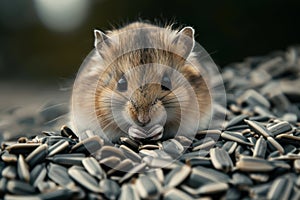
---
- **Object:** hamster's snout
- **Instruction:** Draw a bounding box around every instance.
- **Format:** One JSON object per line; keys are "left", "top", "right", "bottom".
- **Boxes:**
{"left": 137, "top": 113, "right": 151, "bottom": 127}
{"left": 126, "top": 84, "right": 167, "bottom": 141}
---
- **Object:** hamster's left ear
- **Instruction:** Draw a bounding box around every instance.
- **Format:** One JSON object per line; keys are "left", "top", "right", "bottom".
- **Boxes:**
{"left": 94, "top": 29, "right": 112, "bottom": 49}
{"left": 173, "top": 26, "right": 195, "bottom": 58}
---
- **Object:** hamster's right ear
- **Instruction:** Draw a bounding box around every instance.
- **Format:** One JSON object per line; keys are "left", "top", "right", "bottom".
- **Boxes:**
{"left": 94, "top": 29, "right": 113, "bottom": 50}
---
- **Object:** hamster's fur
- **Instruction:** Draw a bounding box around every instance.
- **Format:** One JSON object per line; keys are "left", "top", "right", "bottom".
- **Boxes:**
{"left": 71, "top": 22, "right": 212, "bottom": 143}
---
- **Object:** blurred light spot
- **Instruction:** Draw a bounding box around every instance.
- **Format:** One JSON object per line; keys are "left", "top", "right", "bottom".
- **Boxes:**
{"left": 34, "top": 0, "right": 90, "bottom": 32}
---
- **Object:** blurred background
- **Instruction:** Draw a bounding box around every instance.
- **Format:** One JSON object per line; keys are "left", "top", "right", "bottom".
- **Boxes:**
{"left": 1, "top": 0, "right": 300, "bottom": 82}
{"left": 0, "top": 0, "right": 300, "bottom": 139}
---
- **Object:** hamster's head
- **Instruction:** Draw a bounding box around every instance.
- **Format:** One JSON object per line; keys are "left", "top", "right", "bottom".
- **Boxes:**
{"left": 93, "top": 23, "right": 211, "bottom": 143}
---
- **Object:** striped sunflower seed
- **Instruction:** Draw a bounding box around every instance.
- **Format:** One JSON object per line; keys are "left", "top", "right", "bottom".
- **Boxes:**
{"left": 267, "top": 121, "right": 293, "bottom": 136}
{"left": 164, "top": 165, "right": 191, "bottom": 188}
{"left": 47, "top": 163, "right": 74, "bottom": 188}
{"left": 163, "top": 188, "right": 194, "bottom": 200}
{"left": 210, "top": 148, "right": 233, "bottom": 172}
{"left": 135, "top": 175, "right": 161, "bottom": 199}
{"left": 162, "top": 139, "right": 185, "bottom": 158}
{"left": 48, "top": 140, "right": 69, "bottom": 157}
{"left": 68, "top": 166, "right": 101, "bottom": 193}
{"left": 267, "top": 176, "right": 293, "bottom": 200}
{"left": 196, "top": 182, "right": 229, "bottom": 195}
{"left": 6, "top": 180, "right": 36, "bottom": 195}
{"left": 236, "top": 156, "right": 275, "bottom": 172}
{"left": 119, "top": 144, "right": 141, "bottom": 163}
{"left": 17, "top": 154, "right": 30, "bottom": 182}
{"left": 119, "top": 184, "right": 139, "bottom": 200}
{"left": 99, "top": 179, "right": 120, "bottom": 200}
{"left": 70, "top": 136, "right": 103, "bottom": 155}
{"left": 25, "top": 144, "right": 48, "bottom": 167}
{"left": 244, "top": 120, "right": 273, "bottom": 138}
{"left": 119, "top": 162, "right": 146, "bottom": 184}
{"left": 82, "top": 157, "right": 106, "bottom": 180}
{"left": 253, "top": 136, "right": 267, "bottom": 158}
{"left": 221, "top": 131, "right": 253, "bottom": 146}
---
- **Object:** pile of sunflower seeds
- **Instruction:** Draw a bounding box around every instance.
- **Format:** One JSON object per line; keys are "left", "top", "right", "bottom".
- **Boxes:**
{"left": 0, "top": 46, "right": 300, "bottom": 199}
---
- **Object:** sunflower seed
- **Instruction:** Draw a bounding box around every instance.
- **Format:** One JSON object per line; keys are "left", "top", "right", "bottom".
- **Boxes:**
{"left": 139, "top": 144, "right": 160, "bottom": 151}
{"left": 196, "top": 130, "right": 221, "bottom": 140}
{"left": 192, "top": 137, "right": 216, "bottom": 151}
{"left": 267, "top": 176, "right": 293, "bottom": 200}
{"left": 82, "top": 157, "right": 106, "bottom": 180}
{"left": 119, "top": 144, "right": 141, "bottom": 163}
{"left": 60, "top": 125, "right": 77, "bottom": 139}
{"left": 48, "top": 153, "right": 85, "bottom": 166}
{"left": 6, "top": 143, "right": 40, "bottom": 155}
{"left": 119, "top": 162, "right": 146, "bottom": 184}
{"left": 17, "top": 154, "right": 30, "bottom": 182}
{"left": 1, "top": 151, "right": 17, "bottom": 163}
{"left": 25, "top": 144, "right": 48, "bottom": 167}
{"left": 99, "top": 179, "right": 120, "bottom": 200}
{"left": 120, "top": 137, "right": 140, "bottom": 152}
{"left": 231, "top": 172, "right": 253, "bottom": 187}
{"left": 164, "top": 165, "right": 191, "bottom": 188}
{"left": 162, "top": 139, "right": 185, "bottom": 158}
{"left": 185, "top": 157, "right": 212, "bottom": 167}
{"left": 225, "top": 114, "right": 248, "bottom": 129}
{"left": 38, "top": 188, "right": 74, "bottom": 200}
{"left": 275, "top": 134, "right": 300, "bottom": 146}
{"left": 142, "top": 156, "right": 180, "bottom": 169}
{"left": 249, "top": 182, "right": 271, "bottom": 199}
{"left": 68, "top": 166, "right": 101, "bottom": 193}
{"left": 186, "top": 166, "right": 230, "bottom": 188}
{"left": 284, "top": 144, "right": 297, "bottom": 154}
{"left": 294, "top": 159, "right": 300, "bottom": 173}
{"left": 37, "top": 181, "right": 56, "bottom": 193}
{"left": 135, "top": 175, "right": 161, "bottom": 199}
{"left": 2, "top": 165, "right": 17, "bottom": 179}
{"left": 197, "top": 182, "right": 229, "bottom": 195}
{"left": 163, "top": 188, "right": 194, "bottom": 200}
{"left": 224, "top": 188, "right": 242, "bottom": 200}
{"left": 119, "top": 184, "right": 139, "bottom": 200}
{"left": 253, "top": 136, "right": 267, "bottom": 158}
{"left": 267, "top": 136, "right": 285, "bottom": 154}
{"left": 4, "top": 194, "right": 40, "bottom": 200}
{"left": 174, "top": 136, "right": 193, "bottom": 148}
{"left": 146, "top": 168, "right": 164, "bottom": 183}
{"left": 210, "top": 148, "right": 233, "bottom": 172}
{"left": 221, "top": 141, "right": 238, "bottom": 155}
{"left": 107, "top": 159, "right": 134, "bottom": 176}
{"left": 244, "top": 120, "right": 273, "bottom": 138}
{"left": 47, "top": 163, "right": 75, "bottom": 188}
{"left": 70, "top": 136, "right": 103, "bottom": 155}
{"left": 0, "top": 178, "right": 8, "bottom": 194}
{"left": 48, "top": 140, "right": 69, "bottom": 157}
{"left": 250, "top": 173, "right": 269, "bottom": 182}
{"left": 98, "top": 146, "right": 126, "bottom": 160}
{"left": 221, "top": 131, "right": 253, "bottom": 146}
{"left": 99, "top": 156, "right": 121, "bottom": 171}
{"left": 6, "top": 180, "right": 36, "bottom": 195}
{"left": 30, "top": 163, "right": 45, "bottom": 185}
{"left": 236, "top": 156, "right": 275, "bottom": 172}
{"left": 267, "top": 121, "right": 293, "bottom": 136}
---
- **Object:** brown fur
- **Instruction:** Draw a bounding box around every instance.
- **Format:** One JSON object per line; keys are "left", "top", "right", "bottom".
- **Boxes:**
{"left": 72, "top": 22, "right": 212, "bottom": 142}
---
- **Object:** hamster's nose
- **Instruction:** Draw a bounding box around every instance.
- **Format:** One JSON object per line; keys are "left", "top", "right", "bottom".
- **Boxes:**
{"left": 137, "top": 115, "right": 151, "bottom": 127}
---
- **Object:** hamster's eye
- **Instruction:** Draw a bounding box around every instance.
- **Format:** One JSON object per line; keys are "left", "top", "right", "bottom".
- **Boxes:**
{"left": 161, "top": 74, "right": 172, "bottom": 91}
{"left": 117, "top": 76, "right": 127, "bottom": 92}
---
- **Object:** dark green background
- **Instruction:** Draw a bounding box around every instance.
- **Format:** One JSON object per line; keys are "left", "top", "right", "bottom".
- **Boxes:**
{"left": 0, "top": 0, "right": 299, "bottom": 81}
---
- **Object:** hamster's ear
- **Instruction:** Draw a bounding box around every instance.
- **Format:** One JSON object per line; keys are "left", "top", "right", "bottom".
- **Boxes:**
{"left": 94, "top": 29, "right": 112, "bottom": 49}
{"left": 173, "top": 26, "right": 195, "bottom": 58}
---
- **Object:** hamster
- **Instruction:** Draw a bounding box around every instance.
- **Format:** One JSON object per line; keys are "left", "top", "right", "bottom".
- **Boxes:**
{"left": 70, "top": 22, "right": 213, "bottom": 143}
